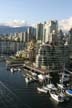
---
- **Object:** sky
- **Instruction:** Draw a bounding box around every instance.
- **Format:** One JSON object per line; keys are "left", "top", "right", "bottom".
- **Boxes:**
{"left": 0, "top": 0, "right": 72, "bottom": 30}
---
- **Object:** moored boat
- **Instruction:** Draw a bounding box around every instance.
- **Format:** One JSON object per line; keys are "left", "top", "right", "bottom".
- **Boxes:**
{"left": 49, "top": 90, "right": 64, "bottom": 103}
{"left": 47, "top": 83, "right": 57, "bottom": 90}
{"left": 49, "top": 89, "right": 69, "bottom": 103}
{"left": 10, "top": 68, "right": 14, "bottom": 73}
{"left": 25, "top": 77, "right": 33, "bottom": 84}
{"left": 65, "top": 89, "right": 72, "bottom": 96}
{"left": 37, "top": 87, "right": 48, "bottom": 93}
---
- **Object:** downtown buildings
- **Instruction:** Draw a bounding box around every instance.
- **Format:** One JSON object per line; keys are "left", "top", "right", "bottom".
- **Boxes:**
{"left": 36, "top": 20, "right": 58, "bottom": 43}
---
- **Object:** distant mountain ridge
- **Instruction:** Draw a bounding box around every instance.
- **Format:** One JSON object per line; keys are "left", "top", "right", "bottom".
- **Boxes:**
{"left": 0, "top": 25, "right": 30, "bottom": 34}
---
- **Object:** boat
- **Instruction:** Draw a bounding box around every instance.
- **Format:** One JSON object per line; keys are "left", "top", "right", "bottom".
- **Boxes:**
{"left": 42, "top": 86, "right": 50, "bottom": 91}
{"left": 10, "top": 67, "right": 20, "bottom": 73}
{"left": 49, "top": 89, "right": 69, "bottom": 103}
{"left": 46, "top": 83, "right": 57, "bottom": 90}
{"left": 65, "top": 89, "right": 72, "bottom": 96}
{"left": 49, "top": 89, "right": 65, "bottom": 103}
{"left": 37, "top": 87, "right": 48, "bottom": 93}
{"left": 17, "top": 68, "right": 21, "bottom": 72}
{"left": 38, "top": 74, "right": 45, "bottom": 82}
{"left": 25, "top": 77, "right": 29, "bottom": 83}
{"left": 10, "top": 68, "right": 14, "bottom": 73}
{"left": 57, "top": 83, "right": 66, "bottom": 90}
{"left": 25, "top": 77, "right": 33, "bottom": 84}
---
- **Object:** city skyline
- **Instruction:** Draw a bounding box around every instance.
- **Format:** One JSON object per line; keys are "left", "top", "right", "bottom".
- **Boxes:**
{"left": 0, "top": 0, "right": 72, "bottom": 31}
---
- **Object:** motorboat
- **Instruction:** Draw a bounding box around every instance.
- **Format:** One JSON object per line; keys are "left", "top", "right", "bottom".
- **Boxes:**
{"left": 25, "top": 77, "right": 33, "bottom": 84}
{"left": 17, "top": 68, "right": 21, "bottom": 72}
{"left": 10, "top": 68, "right": 14, "bottom": 73}
{"left": 49, "top": 90, "right": 64, "bottom": 103}
{"left": 46, "top": 83, "right": 57, "bottom": 91}
{"left": 25, "top": 77, "right": 29, "bottom": 83}
{"left": 10, "top": 67, "right": 20, "bottom": 73}
{"left": 42, "top": 86, "right": 50, "bottom": 91}
{"left": 57, "top": 83, "right": 66, "bottom": 89}
{"left": 49, "top": 89, "right": 69, "bottom": 103}
{"left": 37, "top": 87, "right": 48, "bottom": 93}
{"left": 38, "top": 74, "right": 45, "bottom": 82}
{"left": 65, "top": 89, "right": 72, "bottom": 96}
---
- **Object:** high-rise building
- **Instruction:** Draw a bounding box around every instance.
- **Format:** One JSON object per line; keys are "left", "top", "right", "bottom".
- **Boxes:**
{"left": 43, "top": 20, "right": 58, "bottom": 43}
{"left": 27, "top": 27, "right": 36, "bottom": 42}
{"left": 23, "top": 31, "right": 27, "bottom": 42}
{"left": 36, "top": 23, "right": 43, "bottom": 41}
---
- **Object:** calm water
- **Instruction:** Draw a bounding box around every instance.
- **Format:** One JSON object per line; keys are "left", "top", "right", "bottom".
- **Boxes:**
{"left": 0, "top": 61, "right": 72, "bottom": 108}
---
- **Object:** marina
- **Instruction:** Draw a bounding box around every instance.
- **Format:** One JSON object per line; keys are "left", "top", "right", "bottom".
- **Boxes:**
{"left": 0, "top": 60, "right": 72, "bottom": 108}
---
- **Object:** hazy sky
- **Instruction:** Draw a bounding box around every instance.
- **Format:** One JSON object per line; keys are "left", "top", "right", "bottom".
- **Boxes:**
{"left": 0, "top": 0, "right": 72, "bottom": 23}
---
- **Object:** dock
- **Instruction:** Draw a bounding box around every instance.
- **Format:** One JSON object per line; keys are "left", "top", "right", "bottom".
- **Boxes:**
{"left": 6, "top": 61, "right": 62, "bottom": 75}
{"left": 23, "top": 64, "right": 48, "bottom": 75}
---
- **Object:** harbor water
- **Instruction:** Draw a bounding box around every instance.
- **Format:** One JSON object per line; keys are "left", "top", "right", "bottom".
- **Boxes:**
{"left": 0, "top": 61, "right": 72, "bottom": 108}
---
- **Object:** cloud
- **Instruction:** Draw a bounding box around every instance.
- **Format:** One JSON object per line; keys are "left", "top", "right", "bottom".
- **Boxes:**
{"left": 0, "top": 20, "right": 30, "bottom": 27}
{"left": 0, "top": 17, "right": 72, "bottom": 31}
{"left": 59, "top": 17, "right": 72, "bottom": 31}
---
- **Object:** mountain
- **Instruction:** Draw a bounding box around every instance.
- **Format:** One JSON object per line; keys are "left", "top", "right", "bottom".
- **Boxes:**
{"left": 0, "top": 25, "right": 30, "bottom": 34}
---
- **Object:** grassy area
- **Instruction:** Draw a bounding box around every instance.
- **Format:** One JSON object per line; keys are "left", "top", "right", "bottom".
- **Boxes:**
{"left": 8, "top": 56, "right": 26, "bottom": 64}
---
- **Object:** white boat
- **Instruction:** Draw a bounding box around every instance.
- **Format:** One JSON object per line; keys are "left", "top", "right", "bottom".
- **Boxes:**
{"left": 25, "top": 77, "right": 29, "bottom": 83}
{"left": 49, "top": 90, "right": 65, "bottom": 103}
{"left": 51, "top": 93, "right": 63, "bottom": 103}
{"left": 38, "top": 74, "right": 45, "bottom": 82}
{"left": 10, "top": 67, "right": 20, "bottom": 73}
{"left": 57, "top": 83, "right": 65, "bottom": 89}
{"left": 42, "top": 86, "right": 50, "bottom": 91}
{"left": 37, "top": 87, "right": 48, "bottom": 93}
{"left": 31, "top": 72, "right": 37, "bottom": 76}
{"left": 10, "top": 68, "right": 14, "bottom": 73}
{"left": 46, "top": 83, "right": 57, "bottom": 90}
{"left": 17, "top": 68, "right": 21, "bottom": 72}
{"left": 25, "top": 77, "right": 33, "bottom": 84}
